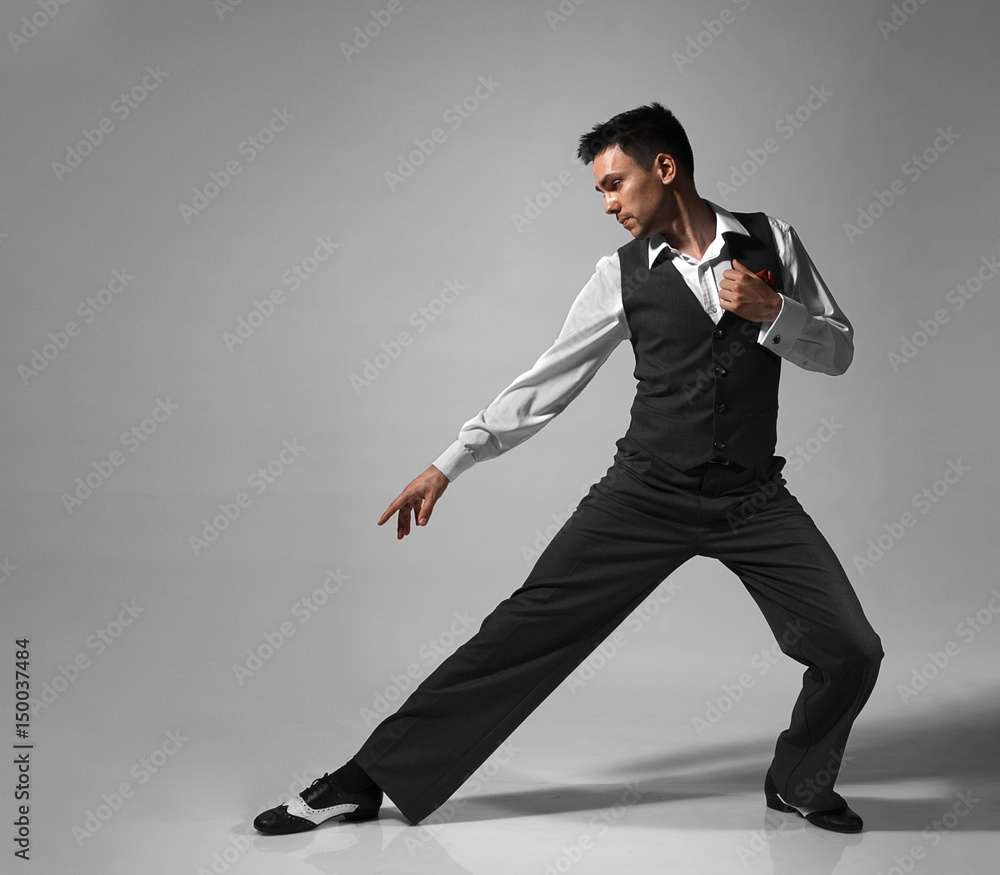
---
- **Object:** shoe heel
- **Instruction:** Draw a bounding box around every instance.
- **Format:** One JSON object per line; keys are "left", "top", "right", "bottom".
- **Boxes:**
{"left": 343, "top": 790, "right": 382, "bottom": 822}
{"left": 765, "top": 796, "right": 798, "bottom": 814}
{"left": 763, "top": 773, "right": 798, "bottom": 814}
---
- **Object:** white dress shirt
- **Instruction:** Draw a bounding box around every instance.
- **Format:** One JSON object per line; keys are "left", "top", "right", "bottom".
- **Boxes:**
{"left": 432, "top": 201, "right": 853, "bottom": 483}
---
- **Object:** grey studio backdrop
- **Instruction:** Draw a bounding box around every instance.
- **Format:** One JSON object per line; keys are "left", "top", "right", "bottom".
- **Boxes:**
{"left": 2, "top": 0, "right": 999, "bottom": 870}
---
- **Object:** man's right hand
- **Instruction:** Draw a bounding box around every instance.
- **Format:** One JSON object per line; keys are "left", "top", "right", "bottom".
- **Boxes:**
{"left": 377, "top": 464, "right": 450, "bottom": 540}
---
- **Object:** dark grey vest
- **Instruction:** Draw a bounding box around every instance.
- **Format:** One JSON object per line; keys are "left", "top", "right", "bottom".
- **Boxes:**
{"left": 616, "top": 211, "right": 782, "bottom": 471}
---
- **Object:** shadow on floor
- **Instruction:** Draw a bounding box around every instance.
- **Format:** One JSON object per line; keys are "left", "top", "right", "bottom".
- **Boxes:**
{"left": 446, "top": 693, "right": 1000, "bottom": 830}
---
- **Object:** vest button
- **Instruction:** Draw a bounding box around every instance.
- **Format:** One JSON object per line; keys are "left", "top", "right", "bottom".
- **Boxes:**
{"left": 714, "top": 365, "right": 728, "bottom": 377}
{"left": 713, "top": 328, "right": 726, "bottom": 340}
{"left": 714, "top": 440, "right": 727, "bottom": 451}
{"left": 715, "top": 403, "right": 728, "bottom": 414}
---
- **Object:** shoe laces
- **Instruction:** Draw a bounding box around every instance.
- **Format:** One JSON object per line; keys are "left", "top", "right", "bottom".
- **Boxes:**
{"left": 301, "top": 773, "right": 337, "bottom": 806}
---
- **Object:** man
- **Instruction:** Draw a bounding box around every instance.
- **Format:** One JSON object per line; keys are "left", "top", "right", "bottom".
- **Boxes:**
{"left": 254, "top": 103, "right": 883, "bottom": 836}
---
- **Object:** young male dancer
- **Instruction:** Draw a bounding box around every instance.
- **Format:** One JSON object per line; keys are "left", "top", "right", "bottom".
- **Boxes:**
{"left": 254, "top": 102, "right": 882, "bottom": 836}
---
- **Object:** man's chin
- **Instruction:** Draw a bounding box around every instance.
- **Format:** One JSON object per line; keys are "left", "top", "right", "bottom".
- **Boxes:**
{"left": 618, "top": 218, "right": 652, "bottom": 239}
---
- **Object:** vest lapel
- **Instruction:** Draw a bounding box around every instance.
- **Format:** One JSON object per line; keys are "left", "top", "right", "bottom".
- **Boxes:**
{"left": 649, "top": 245, "right": 718, "bottom": 326}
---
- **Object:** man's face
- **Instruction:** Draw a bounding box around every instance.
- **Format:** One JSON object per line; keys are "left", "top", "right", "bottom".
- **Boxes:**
{"left": 592, "top": 145, "right": 673, "bottom": 239}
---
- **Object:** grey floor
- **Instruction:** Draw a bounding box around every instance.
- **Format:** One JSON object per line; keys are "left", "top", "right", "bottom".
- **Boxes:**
{"left": 30, "top": 670, "right": 1000, "bottom": 873}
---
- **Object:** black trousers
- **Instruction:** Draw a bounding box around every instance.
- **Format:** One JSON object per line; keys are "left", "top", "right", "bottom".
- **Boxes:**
{"left": 355, "top": 449, "right": 884, "bottom": 824}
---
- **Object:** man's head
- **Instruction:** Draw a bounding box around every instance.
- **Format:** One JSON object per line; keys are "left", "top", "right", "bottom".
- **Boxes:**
{"left": 577, "top": 102, "right": 695, "bottom": 181}
{"left": 578, "top": 103, "right": 698, "bottom": 239}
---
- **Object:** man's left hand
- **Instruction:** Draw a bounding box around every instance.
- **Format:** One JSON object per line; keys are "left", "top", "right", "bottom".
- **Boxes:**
{"left": 719, "top": 259, "right": 782, "bottom": 323}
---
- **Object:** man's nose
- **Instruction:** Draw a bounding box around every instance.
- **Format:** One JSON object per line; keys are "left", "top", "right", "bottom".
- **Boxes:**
{"left": 604, "top": 195, "right": 619, "bottom": 215}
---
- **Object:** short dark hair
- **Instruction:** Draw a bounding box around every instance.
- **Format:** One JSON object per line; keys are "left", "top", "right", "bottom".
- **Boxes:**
{"left": 577, "top": 102, "right": 695, "bottom": 182}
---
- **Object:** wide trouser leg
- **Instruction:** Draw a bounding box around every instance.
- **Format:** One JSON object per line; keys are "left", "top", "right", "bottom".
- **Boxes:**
{"left": 355, "top": 470, "right": 698, "bottom": 824}
{"left": 701, "top": 476, "right": 884, "bottom": 811}
{"left": 355, "top": 457, "right": 883, "bottom": 822}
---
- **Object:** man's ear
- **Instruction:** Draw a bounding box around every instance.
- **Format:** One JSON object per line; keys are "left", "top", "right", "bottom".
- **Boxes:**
{"left": 654, "top": 152, "right": 677, "bottom": 185}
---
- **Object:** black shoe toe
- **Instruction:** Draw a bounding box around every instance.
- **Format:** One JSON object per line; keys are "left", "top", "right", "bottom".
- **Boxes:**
{"left": 253, "top": 804, "right": 318, "bottom": 835}
{"left": 805, "top": 806, "right": 864, "bottom": 834}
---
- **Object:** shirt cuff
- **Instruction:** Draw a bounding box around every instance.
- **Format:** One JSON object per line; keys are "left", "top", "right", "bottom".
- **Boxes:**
{"left": 431, "top": 441, "right": 477, "bottom": 483}
{"left": 758, "top": 293, "right": 809, "bottom": 355}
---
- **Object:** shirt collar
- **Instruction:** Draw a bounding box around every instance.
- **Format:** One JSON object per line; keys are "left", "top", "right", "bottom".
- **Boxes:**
{"left": 646, "top": 200, "right": 750, "bottom": 268}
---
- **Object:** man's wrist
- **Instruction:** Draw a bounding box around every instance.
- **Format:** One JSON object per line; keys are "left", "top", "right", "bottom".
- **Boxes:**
{"left": 431, "top": 442, "right": 475, "bottom": 483}
{"left": 766, "top": 292, "right": 783, "bottom": 323}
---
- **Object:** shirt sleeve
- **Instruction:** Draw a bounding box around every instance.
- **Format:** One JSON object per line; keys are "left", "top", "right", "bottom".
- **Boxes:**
{"left": 432, "top": 254, "right": 628, "bottom": 482}
{"left": 757, "top": 218, "right": 854, "bottom": 375}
